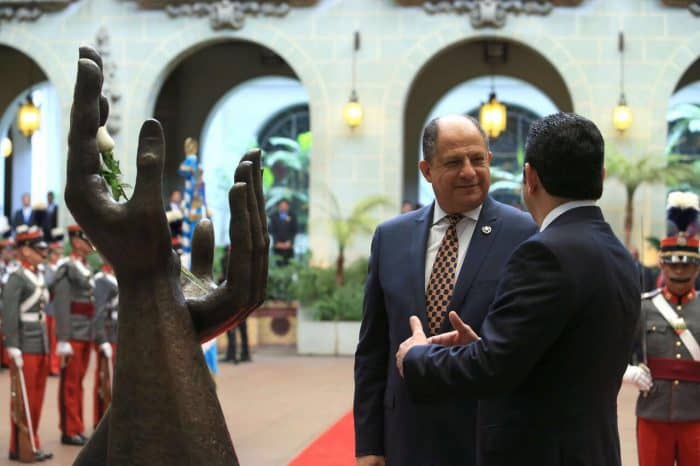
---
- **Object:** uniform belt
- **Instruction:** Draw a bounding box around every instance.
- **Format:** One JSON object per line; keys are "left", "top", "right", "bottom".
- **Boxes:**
{"left": 648, "top": 357, "right": 700, "bottom": 383}
{"left": 71, "top": 302, "right": 95, "bottom": 318}
{"left": 20, "top": 311, "right": 45, "bottom": 323}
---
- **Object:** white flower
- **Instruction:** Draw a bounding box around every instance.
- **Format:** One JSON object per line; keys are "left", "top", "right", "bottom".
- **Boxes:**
{"left": 97, "top": 126, "right": 115, "bottom": 153}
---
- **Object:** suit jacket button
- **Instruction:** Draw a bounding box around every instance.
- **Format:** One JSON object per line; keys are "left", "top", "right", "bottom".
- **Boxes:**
{"left": 674, "top": 380, "right": 680, "bottom": 385}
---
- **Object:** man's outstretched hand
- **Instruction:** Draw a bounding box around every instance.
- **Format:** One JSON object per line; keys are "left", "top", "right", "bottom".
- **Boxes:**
{"left": 396, "top": 316, "right": 427, "bottom": 378}
{"left": 427, "top": 311, "right": 481, "bottom": 346}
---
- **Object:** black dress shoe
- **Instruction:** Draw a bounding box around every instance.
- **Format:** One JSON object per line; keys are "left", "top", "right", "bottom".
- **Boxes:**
{"left": 61, "top": 434, "right": 87, "bottom": 446}
{"left": 8, "top": 450, "right": 53, "bottom": 461}
{"left": 240, "top": 354, "right": 252, "bottom": 363}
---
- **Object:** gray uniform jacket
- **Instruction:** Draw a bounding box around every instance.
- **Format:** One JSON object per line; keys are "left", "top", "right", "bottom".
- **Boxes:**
{"left": 93, "top": 270, "right": 118, "bottom": 345}
{"left": 636, "top": 289, "right": 700, "bottom": 421}
{"left": 53, "top": 257, "right": 95, "bottom": 342}
{"left": 1, "top": 266, "right": 50, "bottom": 354}
{"left": 43, "top": 259, "right": 66, "bottom": 316}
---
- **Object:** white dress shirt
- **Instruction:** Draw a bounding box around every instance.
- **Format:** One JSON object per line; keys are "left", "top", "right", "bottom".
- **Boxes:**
{"left": 539, "top": 200, "right": 597, "bottom": 232}
{"left": 424, "top": 202, "right": 482, "bottom": 291}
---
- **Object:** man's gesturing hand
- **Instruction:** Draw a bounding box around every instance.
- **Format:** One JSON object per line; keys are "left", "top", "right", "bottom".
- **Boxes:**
{"left": 427, "top": 311, "right": 481, "bottom": 346}
{"left": 356, "top": 455, "right": 386, "bottom": 466}
{"left": 396, "top": 316, "right": 428, "bottom": 378}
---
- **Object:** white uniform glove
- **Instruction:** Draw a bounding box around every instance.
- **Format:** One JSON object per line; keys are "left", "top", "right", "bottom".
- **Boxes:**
{"left": 57, "top": 341, "right": 74, "bottom": 357}
{"left": 6, "top": 347, "right": 22, "bottom": 368}
{"left": 623, "top": 364, "right": 653, "bottom": 391}
{"left": 99, "top": 342, "right": 113, "bottom": 359}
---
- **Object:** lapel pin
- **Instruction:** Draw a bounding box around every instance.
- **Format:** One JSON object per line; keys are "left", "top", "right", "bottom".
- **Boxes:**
{"left": 481, "top": 225, "right": 492, "bottom": 235}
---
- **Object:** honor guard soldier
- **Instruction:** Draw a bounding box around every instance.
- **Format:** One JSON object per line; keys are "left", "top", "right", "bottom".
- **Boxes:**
{"left": 92, "top": 259, "right": 117, "bottom": 427}
{"left": 1, "top": 226, "right": 53, "bottom": 461}
{"left": 623, "top": 191, "right": 700, "bottom": 466}
{"left": 53, "top": 224, "right": 94, "bottom": 446}
{"left": 43, "top": 228, "right": 66, "bottom": 376}
{"left": 1, "top": 236, "right": 17, "bottom": 369}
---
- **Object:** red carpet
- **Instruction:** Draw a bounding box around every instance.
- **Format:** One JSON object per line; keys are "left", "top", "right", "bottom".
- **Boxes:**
{"left": 288, "top": 410, "right": 355, "bottom": 466}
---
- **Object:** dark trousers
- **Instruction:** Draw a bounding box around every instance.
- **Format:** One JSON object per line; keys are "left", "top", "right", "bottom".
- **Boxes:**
{"left": 273, "top": 248, "right": 293, "bottom": 266}
{"left": 225, "top": 321, "right": 250, "bottom": 361}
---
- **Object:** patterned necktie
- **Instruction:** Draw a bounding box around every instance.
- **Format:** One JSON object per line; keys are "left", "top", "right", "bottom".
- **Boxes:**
{"left": 426, "top": 214, "right": 463, "bottom": 336}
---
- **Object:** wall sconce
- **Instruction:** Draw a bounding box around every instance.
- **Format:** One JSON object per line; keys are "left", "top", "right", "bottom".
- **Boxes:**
{"left": 17, "top": 93, "right": 40, "bottom": 138}
{"left": 1, "top": 129, "right": 12, "bottom": 158}
{"left": 479, "top": 79, "right": 507, "bottom": 138}
{"left": 343, "top": 31, "right": 363, "bottom": 129}
{"left": 613, "top": 31, "right": 632, "bottom": 132}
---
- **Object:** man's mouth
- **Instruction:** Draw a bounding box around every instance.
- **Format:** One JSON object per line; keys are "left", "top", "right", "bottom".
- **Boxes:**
{"left": 669, "top": 277, "right": 692, "bottom": 283}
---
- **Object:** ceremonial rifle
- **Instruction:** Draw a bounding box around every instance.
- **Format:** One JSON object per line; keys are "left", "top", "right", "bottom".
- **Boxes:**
{"left": 9, "top": 360, "right": 37, "bottom": 461}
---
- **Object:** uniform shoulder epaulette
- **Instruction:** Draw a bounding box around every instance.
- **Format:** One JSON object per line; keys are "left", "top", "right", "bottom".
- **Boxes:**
{"left": 641, "top": 289, "right": 661, "bottom": 300}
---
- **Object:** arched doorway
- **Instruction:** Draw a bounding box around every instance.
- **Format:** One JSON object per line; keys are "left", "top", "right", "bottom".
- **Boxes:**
{"left": 152, "top": 40, "right": 310, "bottom": 247}
{"left": 0, "top": 45, "right": 60, "bottom": 229}
{"left": 667, "top": 56, "right": 700, "bottom": 160}
{"left": 404, "top": 38, "right": 573, "bottom": 205}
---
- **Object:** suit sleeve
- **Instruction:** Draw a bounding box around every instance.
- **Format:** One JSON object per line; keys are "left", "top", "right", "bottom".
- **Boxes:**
{"left": 53, "top": 265, "right": 72, "bottom": 342}
{"left": 404, "top": 240, "right": 572, "bottom": 400}
{"left": 93, "top": 277, "right": 108, "bottom": 345}
{"left": 353, "top": 228, "right": 388, "bottom": 457}
{"left": 1, "top": 273, "right": 23, "bottom": 348}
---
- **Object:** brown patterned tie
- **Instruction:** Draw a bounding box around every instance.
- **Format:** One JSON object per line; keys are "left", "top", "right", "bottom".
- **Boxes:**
{"left": 426, "top": 214, "right": 463, "bottom": 336}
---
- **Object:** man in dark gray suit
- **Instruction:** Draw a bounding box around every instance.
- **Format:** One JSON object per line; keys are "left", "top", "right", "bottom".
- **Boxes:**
{"left": 397, "top": 113, "right": 641, "bottom": 466}
{"left": 354, "top": 115, "right": 536, "bottom": 466}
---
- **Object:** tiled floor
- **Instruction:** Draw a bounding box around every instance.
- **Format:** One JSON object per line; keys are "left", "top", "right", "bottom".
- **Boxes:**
{"left": 0, "top": 348, "right": 640, "bottom": 465}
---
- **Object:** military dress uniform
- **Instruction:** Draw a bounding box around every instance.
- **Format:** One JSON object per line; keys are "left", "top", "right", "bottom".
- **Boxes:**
{"left": 631, "top": 191, "right": 700, "bottom": 466}
{"left": 0, "top": 244, "right": 19, "bottom": 369}
{"left": 92, "top": 264, "right": 117, "bottom": 426}
{"left": 53, "top": 244, "right": 95, "bottom": 443}
{"left": 636, "top": 288, "right": 700, "bottom": 465}
{"left": 1, "top": 229, "right": 52, "bottom": 461}
{"left": 43, "top": 228, "right": 67, "bottom": 377}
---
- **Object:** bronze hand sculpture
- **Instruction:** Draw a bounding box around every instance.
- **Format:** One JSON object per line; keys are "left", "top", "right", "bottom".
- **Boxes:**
{"left": 68, "top": 47, "right": 268, "bottom": 466}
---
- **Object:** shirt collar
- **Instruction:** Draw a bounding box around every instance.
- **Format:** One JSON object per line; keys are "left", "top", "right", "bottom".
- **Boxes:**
{"left": 540, "top": 200, "right": 597, "bottom": 232}
{"left": 432, "top": 201, "right": 482, "bottom": 226}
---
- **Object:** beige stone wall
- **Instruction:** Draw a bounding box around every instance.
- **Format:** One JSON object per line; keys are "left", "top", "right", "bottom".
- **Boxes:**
{"left": 0, "top": 0, "right": 698, "bottom": 262}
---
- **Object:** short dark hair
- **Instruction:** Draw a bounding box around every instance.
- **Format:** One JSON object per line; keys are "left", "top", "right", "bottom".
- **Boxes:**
{"left": 421, "top": 115, "right": 489, "bottom": 163}
{"left": 524, "top": 112, "right": 604, "bottom": 200}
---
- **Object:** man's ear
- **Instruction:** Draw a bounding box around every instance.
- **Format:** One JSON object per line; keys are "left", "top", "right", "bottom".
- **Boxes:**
{"left": 419, "top": 160, "right": 432, "bottom": 183}
{"left": 523, "top": 163, "right": 538, "bottom": 195}
{"left": 487, "top": 151, "right": 493, "bottom": 164}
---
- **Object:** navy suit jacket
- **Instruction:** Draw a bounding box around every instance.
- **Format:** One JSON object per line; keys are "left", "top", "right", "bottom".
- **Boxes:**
{"left": 404, "top": 206, "right": 641, "bottom": 466}
{"left": 354, "top": 196, "right": 536, "bottom": 466}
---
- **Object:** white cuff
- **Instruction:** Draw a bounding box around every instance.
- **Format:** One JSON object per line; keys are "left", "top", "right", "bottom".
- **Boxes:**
{"left": 57, "top": 341, "right": 73, "bottom": 356}
{"left": 7, "top": 347, "right": 22, "bottom": 367}
{"left": 99, "top": 342, "right": 113, "bottom": 359}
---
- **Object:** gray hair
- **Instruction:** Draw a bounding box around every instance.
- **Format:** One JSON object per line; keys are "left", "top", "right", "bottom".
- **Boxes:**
{"left": 421, "top": 115, "right": 490, "bottom": 163}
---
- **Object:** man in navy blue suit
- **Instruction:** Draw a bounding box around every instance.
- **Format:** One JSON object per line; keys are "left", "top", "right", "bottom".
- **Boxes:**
{"left": 397, "top": 113, "right": 641, "bottom": 466}
{"left": 354, "top": 115, "right": 537, "bottom": 466}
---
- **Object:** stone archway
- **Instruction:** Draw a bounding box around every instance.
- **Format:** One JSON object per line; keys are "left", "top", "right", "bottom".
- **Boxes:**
{"left": 401, "top": 37, "right": 574, "bottom": 202}
{"left": 150, "top": 39, "right": 305, "bottom": 195}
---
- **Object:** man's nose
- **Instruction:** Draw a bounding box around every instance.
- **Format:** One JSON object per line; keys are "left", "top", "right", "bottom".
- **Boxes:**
{"left": 459, "top": 160, "right": 477, "bottom": 178}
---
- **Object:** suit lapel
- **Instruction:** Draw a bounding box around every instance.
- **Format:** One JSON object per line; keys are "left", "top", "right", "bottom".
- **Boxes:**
{"left": 441, "top": 196, "right": 502, "bottom": 332}
{"left": 410, "top": 203, "right": 434, "bottom": 325}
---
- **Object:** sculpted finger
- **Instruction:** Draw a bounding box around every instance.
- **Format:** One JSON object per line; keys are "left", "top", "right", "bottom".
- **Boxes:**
{"left": 99, "top": 95, "right": 110, "bottom": 127}
{"left": 68, "top": 57, "right": 103, "bottom": 179}
{"left": 226, "top": 183, "right": 252, "bottom": 306}
{"left": 130, "top": 119, "right": 165, "bottom": 210}
{"left": 79, "top": 46, "right": 103, "bottom": 70}
{"left": 241, "top": 149, "right": 269, "bottom": 304}
{"left": 190, "top": 219, "right": 214, "bottom": 280}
